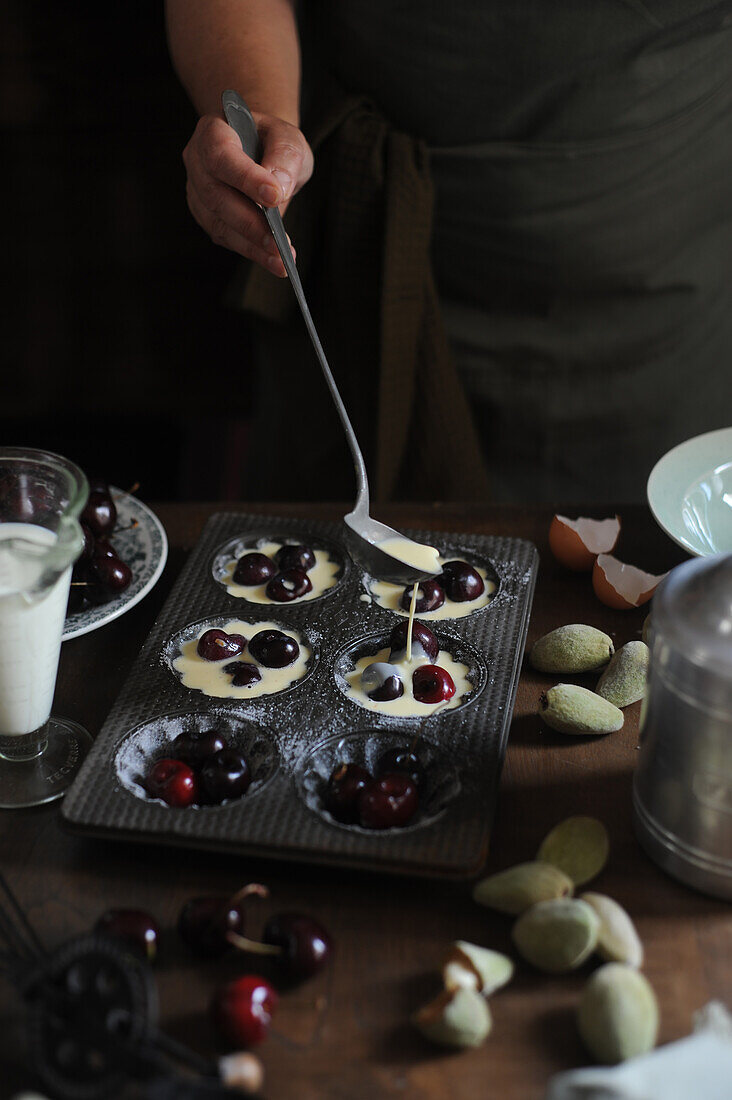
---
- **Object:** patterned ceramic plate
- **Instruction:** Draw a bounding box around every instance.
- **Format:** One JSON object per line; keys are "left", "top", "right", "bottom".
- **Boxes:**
{"left": 63, "top": 489, "right": 168, "bottom": 641}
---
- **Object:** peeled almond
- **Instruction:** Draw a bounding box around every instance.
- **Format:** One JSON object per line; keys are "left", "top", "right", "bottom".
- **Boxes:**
{"left": 592, "top": 554, "right": 665, "bottom": 611}
{"left": 549, "top": 515, "right": 621, "bottom": 571}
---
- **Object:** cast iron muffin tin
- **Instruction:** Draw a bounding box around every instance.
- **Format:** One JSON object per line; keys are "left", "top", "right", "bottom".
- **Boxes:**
{"left": 62, "top": 512, "right": 538, "bottom": 878}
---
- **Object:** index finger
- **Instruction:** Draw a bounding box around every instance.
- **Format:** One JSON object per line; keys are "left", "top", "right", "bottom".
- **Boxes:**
{"left": 200, "top": 117, "right": 282, "bottom": 207}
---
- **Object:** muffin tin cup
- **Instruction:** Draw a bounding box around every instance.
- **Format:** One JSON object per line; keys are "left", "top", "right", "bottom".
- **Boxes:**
{"left": 211, "top": 529, "right": 348, "bottom": 606}
{"left": 295, "top": 728, "right": 461, "bottom": 835}
{"left": 62, "top": 512, "right": 538, "bottom": 878}
{"left": 115, "top": 710, "right": 278, "bottom": 808}
{"left": 363, "top": 543, "right": 501, "bottom": 622}
{"left": 162, "top": 613, "right": 319, "bottom": 703}
{"left": 332, "top": 629, "right": 488, "bottom": 720}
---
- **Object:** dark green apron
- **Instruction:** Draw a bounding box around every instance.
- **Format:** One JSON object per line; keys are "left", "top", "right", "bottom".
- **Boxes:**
{"left": 301, "top": 1, "right": 732, "bottom": 502}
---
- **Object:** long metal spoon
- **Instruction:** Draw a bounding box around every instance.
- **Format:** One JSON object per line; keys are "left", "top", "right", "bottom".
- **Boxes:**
{"left": 222, "top": 90, "right": 441, "bottom": 585}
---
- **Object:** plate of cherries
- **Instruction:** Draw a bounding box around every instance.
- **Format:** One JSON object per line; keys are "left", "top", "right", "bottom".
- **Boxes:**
{"left": 64, "top": 480, "right": 168, "bottom": 640}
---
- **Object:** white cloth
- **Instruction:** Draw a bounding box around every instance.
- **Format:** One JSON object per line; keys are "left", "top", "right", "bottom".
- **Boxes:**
{"left": 545, "top": 1002, "right": 732, "bottom": 1100}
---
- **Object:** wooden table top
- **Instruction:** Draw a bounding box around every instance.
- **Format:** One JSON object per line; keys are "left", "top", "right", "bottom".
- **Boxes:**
{"left": 1, "top": 502, "right": 730, "bottom": 1099}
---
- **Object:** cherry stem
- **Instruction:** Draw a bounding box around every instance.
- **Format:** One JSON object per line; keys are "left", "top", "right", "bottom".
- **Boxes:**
{"left": 228, "top": 882, "right": 269, "bottom": 909}
{"left": 113, "top": 518, "right": 140, "bottom": 533}
{"left": 226, "top": 931, "right": 283, "bottom": 957}
{"left": 126, "top": 481, "right": 141, "bottom": 495}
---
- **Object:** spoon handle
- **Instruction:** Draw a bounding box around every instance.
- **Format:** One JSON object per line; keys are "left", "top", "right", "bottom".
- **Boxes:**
{"left": 222, "top": 90, "right": 369, "bottom": 509}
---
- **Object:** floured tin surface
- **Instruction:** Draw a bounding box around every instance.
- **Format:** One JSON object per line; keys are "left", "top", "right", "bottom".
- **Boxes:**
{"left": 61, "top": 513, "right": 538, "bottom": 878}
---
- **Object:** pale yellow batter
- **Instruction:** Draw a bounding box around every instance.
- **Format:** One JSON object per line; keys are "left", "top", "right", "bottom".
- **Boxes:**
{"left": 376, "top": 536, "right": 441, "bottom": 574}
{"left": 368, "top": 559, "right": 496, "bottom": 620}
{"left": 222, "top": 541, "right": 340, "bottom": 603}
{"left": 172, "top": 619, "right": 311, "bottom": 699}
{"left": 343, "top": 645, "right": 472, "bottom": 716}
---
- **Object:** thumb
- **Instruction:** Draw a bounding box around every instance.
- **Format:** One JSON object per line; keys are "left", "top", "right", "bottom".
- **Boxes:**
{"left": 254, "top": 115, "right": 313, "bottom": 207}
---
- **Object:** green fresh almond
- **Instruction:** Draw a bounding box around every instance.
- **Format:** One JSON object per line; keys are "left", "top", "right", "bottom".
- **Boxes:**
{"left": 442, "top": 941, "right": 514, "bottom": 996}
{"left": 413, "top": 987, "right": 492, "bottom": 1048}
{"left": 642, "top": 615, "right": 652, "bottom": 646}
{"left": 473, "top": 861, "right": 574, "bottom": 915}
{"left": 596, "top": 641, "right": 649, "bottom": 707}
{"left": 577, "top": 963, "right": 659, "bottom": 1063}
{"left": 537, "top": 816, "right": 610, "bottom": 886}
{"left": 530, "top": 625, "right": 614, "bottom": 674}
{"left": 580, "top": 892, "right": 644, "bottom": 968}
{"left": 541, "top": 684, "right": 624, "bottom": 735}
{"left": 512, "top": 898, "right": 600, "bottom": 973}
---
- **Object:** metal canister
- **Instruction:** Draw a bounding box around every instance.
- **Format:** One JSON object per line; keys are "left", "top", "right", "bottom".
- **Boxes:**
{"left": 633, "top": 554, "right": 732, "bottom": 900}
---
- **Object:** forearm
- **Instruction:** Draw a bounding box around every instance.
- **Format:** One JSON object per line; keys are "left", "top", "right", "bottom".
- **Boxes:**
{"left": 165, "top": 0, "right": 301, "bottom": 124}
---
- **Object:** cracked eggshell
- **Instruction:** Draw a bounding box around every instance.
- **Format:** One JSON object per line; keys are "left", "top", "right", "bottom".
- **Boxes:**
{"left": 549, "top": 515, "right": 621, "bottom": 571}
{"left": 592, "top": 554, "right": 666, "bottom": 611}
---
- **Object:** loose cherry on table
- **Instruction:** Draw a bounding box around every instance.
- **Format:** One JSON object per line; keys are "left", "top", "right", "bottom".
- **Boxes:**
{"left": 265, "top": 568, "right": 313, "bottom": 603}
{"left": 248, "top": 629, "right": 300, "bottom": 668}
{"left": 224, "top": 662, "right": 263, "bottom": 688}
{"left": 399, "top": 580, "right": 445, "bottom": 614}
{"left": 197, "top": 629, "right": 246, "bottom": 662}
{"left": 324, "top": 763, "right": 372, "bottom": 823}
{"left": 171, "top": 728, "right": 228, "bottom": 768}
{"left": 440, "top": 559, "right": 485, "bottom": 602}
{"left": 95, "top": 908, "right": 160, "bottom": 963}
{"left": 178, "top": 883, "right": 267, "bottom": 958}
{"left": 233, "top": 552, "right": 278, "bottom": 586}
{"left": 389, "top": 620, "right": 439, "bottom": 663}
{"left": 213, "top": 974, "right": 278, "bottom": 1048}
{"left": 275, "top": 544, "right": 316, "bottom": 572}
{"left": 200, "top": 748, "right": 251, "bottom": 804}
{"left": 357, "top": 773, "right": 419, "bottom": 829}
{"left": 412, "top": 664, "right": 456, "bottom": 705}
{"left": 227, "top": 913, "right": 332, "bottom": 984}
{"left": 361, "top": 661, "right": 404, "bottom": 702}
{"left": 146, "top": 758, "right": 198, "bottom": 807}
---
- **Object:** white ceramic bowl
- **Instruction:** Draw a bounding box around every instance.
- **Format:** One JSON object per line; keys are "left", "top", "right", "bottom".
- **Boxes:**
{"left": 647, "top": 426, "right": 732, "bottom": 556}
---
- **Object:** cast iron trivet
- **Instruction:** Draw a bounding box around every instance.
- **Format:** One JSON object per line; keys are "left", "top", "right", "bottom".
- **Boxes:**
{"left": 0, "top": 874, "right": 245, "bottom": 1098}
{"left": 62, "top": 514, "right": 538, "bottom": 878}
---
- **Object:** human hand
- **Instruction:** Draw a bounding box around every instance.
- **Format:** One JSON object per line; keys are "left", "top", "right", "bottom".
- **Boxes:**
{"left": 182, "top": 112, "right": 314, "bottom": 276}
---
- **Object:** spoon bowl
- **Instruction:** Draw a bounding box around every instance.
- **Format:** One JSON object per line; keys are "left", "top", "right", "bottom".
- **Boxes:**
{"left": 222, "top": 90, "right": 441, "bottom": 587}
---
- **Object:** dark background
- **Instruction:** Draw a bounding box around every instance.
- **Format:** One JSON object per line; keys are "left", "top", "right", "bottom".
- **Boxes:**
{"left": 3, "top": 2, "right": 256, "bottom": 501}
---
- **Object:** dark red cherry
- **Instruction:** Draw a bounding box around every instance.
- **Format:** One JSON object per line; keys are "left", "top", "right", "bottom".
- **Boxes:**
{"left": 233, "top": 552, "right": 277, "bottom": 586}
{"left": 248, "top": 629, "right": 300, "bottom": 668}
{"left": 224, "top": 662, "right": 262, "bottom": 688}
{"left": 412, "top": 664, "right": 456, "bottom": 704}
{"left": 90, "top": 553, "right": 133, "bottom": 593}
{"left": 93, "top": 537, "right": 117, "bottom": 561}
{"left": 213, "top": 974, "right": 278, "bottom": 1048}
{"left": 360, "top": 662, "right": 404, "bottom": 702}
{"left": 376, "top": 748, "right": 426, "bottom": 790}
{"left": 440, "top": 560, "right": 485, "bottom": 602}
{"left": 95, "top": 908, "right": 159, "bottom": 962}
{"left": 197, "top": 628, "right": 246, "bottom": 661}
{"left": 200, "top": 748, "right": 251, "bottom": 803}
{"left": 399, "top": 580, "right": 445, "bottom": 614}
{"left": 265, "top": 568, "right": 313, "bottom": 603}
{"left": 262, "top": 913, "right": 332, "bottom": 982}
{"left": 146, "top": 758, "right": 198, "bottom": 807}
{"left": 325, "top": 763, "right": 372, "bottom": 823}
{"left": 82, "top": 485, "right": 117, "bottom": 538}
{"left": 275, "top": 544, "right": 316, "bottom": 573}
{"left": 357, "top": 773, "right": 418, "bottom": 829}
{"left": 178, "top": 883, "right": 267, "bottom": 957}
{"left": 389, "top": 620, "right": 439, "bottom": 663}
{"left": 171, "top": 728, "right": 228, "bottom": 768}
